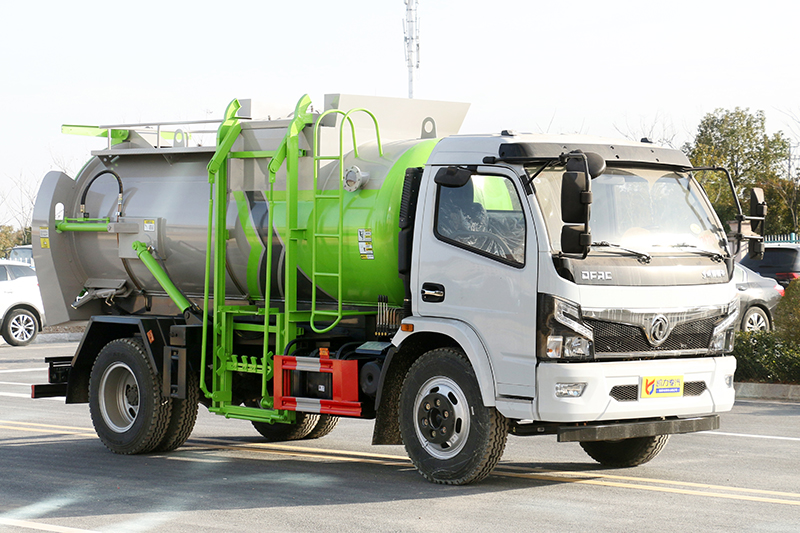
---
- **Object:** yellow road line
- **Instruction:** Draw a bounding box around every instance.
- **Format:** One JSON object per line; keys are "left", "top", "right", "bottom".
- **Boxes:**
{"left": 0, "top": 420, "right": 95, "bottom": 433}
{"left": 496, "top": 470, "right": 800, "bottom": 506}
{"left": 498, "top": 465, "right": 800, "bottom": 500}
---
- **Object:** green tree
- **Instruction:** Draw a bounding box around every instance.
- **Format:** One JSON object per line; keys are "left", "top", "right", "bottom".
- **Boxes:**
{"left": 683, "top": 108, "right": 794, "bottom": 235}
{"left": 0, "top": 225, "right": 25, "bottom": 256}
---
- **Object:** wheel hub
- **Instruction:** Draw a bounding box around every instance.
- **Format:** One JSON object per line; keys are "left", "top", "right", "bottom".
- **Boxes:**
{"left": 417, "top": 392, "right": 455, "bottom": 445}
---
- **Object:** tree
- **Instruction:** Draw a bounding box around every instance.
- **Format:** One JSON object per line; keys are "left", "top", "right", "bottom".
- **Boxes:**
{"left": 683, "top": 108, "right": 793, "bottom": 235}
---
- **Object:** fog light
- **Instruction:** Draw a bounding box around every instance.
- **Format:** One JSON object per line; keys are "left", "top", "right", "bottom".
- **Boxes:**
{"left": 724, "top": 375, "right": 734, "bottom": 388}
{"left": 546, "top": 336, "right": 563, "bottom": 359}
{"left": 555, "top": 382, "right": 587, "bottom": 398}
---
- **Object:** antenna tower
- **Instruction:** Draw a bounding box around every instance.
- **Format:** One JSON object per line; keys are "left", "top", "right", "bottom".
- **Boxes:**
{"left": 403, "top": 0, "right": 420, "bottom": 99}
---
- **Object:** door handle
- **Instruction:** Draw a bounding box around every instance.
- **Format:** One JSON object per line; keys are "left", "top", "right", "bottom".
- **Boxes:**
{"left": 421, "top": 282, "right": 445, "bottom": 303}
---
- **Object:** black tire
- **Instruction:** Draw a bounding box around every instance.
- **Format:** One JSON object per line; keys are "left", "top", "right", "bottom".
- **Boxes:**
{"left": 152, "top": 371, "right": 200, "bottom": 452}
{"left": 580, "top": 435, "right": 670, "bottom": 468}
{"left": 399, "top": 348, "right": 508, "bottom": 485}
{"left": 303, "top": 414, "right": 339, "bottom": 440}
{"left": 252, "top": 412, "right": 320, "bottom": 441}
{"left": 742, "top": 307, "right": 770, "bottom": 332}
{"left": 89, "top": 338, "right": 170, "bottom": 454}
{"left": 2, "top": 308, "right": 38, "bottom": 346}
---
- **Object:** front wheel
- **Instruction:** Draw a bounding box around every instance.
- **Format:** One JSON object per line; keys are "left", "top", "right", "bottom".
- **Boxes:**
{"left": 580, "top": 435, "right": 670, "bottom": 467}
{"left": 2, "top": 308, "right": 39, "bottom": 346}
{"left": 399, "top": 348, "right": 508, "bottom": 485}
{"left": 89, "top": 338, "right": 170, "bottom": 454}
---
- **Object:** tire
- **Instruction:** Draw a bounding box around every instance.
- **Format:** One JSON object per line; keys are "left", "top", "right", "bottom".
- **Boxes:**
{"left": 399, "top": 348, "right": 508, "bottom": 485}
{"left": 580, "top": 435, "right": 670, "bottom": 468}
{"left": 742, "top": 307, "right": 770, "bottom": 332}
{"left": 2, "top": 308, "right": 38, "bottom": 346}
{"left": 89, "top": 338, "right": 170, "bottom": 454}
{"left": 152, "top": 371, "right": 200, "bottom": 452}
{"left": 303, "top": 414, "right": 339, "bottom": 440}
{"left": 252, "top": 412, "right": 320, "bottom": 441}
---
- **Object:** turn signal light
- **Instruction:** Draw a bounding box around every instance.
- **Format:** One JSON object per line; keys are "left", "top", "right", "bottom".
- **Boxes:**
{"left": 401, "top": 323, "right": 414, "bottom": 332}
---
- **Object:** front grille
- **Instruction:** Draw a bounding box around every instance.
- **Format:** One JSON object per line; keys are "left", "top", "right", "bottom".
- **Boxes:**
{"left": 587, "top": 317, "right": 716, "bottom": 355}
{"left": 683, "top": 381, "right": 707, "bottom": 396}
{"left": 610, "top": 385, "right": 639, "bottom": 402}
{"left": 609, "top": 380, "right": 708, "bottom": 401}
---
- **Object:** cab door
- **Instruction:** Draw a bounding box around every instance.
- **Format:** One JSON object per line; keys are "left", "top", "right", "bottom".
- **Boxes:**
{"left": 414, "top": 166, "right": 538, "bottom": 398}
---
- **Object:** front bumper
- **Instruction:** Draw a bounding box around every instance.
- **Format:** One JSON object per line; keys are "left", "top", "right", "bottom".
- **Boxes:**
{"left": 535, "top": 356, "right": 736, "bottom": 422}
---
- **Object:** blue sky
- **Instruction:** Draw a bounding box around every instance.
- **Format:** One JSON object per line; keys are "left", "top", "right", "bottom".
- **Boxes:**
{"left": 1, "top": 0, "right": 798, "bottom": 225}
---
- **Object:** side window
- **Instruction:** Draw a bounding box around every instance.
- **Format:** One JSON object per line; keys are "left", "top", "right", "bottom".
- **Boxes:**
{"left": 8, "top": 265, "right": 35, "bottom": 279}
{"left": 435, "top": 173, "right": 525, "bottom": 266}
{"left": 0, "top": 267, "right": 8, "bottom": 282}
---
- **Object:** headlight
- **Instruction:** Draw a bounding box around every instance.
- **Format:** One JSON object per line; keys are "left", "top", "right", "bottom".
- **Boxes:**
{"left": 710, "top": 299, "right": 739, "bottom": 353}
{"left": 539, "top": 294, "right": 594, "bottom": 360}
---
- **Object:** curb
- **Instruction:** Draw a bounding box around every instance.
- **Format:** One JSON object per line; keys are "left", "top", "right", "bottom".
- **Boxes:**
{"left": 735, "top": 382, "right": 800, "bottom": 402}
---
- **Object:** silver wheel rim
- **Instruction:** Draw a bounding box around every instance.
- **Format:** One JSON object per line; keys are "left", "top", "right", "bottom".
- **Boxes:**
{"left": 9, "top": 313, "right": 35, "bottom": 342}
{"left": 745, "top": 311, "right": 767, "bottom": 331}
{"left": 413, "top": 376, "right": 470, "bottom": 460}
{"left": 98, "top": 362, "right": 139, "bottom": 432}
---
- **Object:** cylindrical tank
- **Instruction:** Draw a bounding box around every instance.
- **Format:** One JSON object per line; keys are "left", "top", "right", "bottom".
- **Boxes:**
{"left": 34, "top": 128, "right": 438, "bottom": 323}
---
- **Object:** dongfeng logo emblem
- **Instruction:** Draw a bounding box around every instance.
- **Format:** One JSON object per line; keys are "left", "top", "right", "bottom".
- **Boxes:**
{"left": 648, "top": 315, "right": 670, "bottom": 347}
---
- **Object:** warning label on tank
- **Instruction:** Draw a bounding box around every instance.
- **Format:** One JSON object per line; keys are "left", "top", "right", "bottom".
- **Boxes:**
{"left": 144, "top": 220, "right": 156, "bottom": 232}
{"left": 358, "top": 228, "right": 374, "bottom": 260}
{"left": 40, "top": 226, "right": 50, "bottom": 249}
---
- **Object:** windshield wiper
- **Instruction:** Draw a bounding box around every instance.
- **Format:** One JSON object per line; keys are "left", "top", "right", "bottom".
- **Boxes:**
{"left": 590, "top": 241, "right": 651, "bottom": 264}
{"left": 661, "top": 243, "right": 724, "bottom": 262}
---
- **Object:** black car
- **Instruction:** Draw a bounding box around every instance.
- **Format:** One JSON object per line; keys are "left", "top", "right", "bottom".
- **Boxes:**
{"left": 733, "top": 264, "right": 784, "bottom": 331}
{"left": 739, "top": 243, "right": 800, "bottom": 287}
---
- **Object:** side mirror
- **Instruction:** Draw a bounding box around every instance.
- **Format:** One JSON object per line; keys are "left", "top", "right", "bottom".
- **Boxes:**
{"left": 434, "top": 166, "right": 472, "bottom": 188}
{"left": 561, "top": 224, "right": 592, "bottom": 254}
{"left": 748, "top": 239, "right": 765, "bottom": 261}
{"left": 561, "top": 169, "right": 590, "bottom": 224}
{"left": 749, "top": 188, "right": 766, "bottom": 234}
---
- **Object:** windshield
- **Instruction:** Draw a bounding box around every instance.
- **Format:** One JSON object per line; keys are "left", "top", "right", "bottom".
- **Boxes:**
{"left": 528, "top": 166, "right": 728, "bottom": 256}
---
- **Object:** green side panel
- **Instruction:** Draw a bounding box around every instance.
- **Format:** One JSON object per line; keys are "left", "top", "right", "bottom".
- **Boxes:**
{"left": 302, "top": 139, "right": 439, "bottom": 306}
{"left": 233, "top": 190, "right": 264, "bottom": 298}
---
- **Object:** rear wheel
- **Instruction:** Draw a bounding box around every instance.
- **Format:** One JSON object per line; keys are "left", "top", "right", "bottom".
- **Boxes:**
{"left": 399, "top": 348, "right": 508, "bottom": 485}
{"left": 742, "top": 307, "right": 770, "bottom": 332}
{"left": 89, "top": 338, "right": 170, "bottom": 454}
{"left": 252, "top": 412, "right": 320, "bottom": 441}
{"left": 2, "top": 308, "right": 38, "bottom": 346}
{"left": 303, "top": 414, "right": 339, "bottom": 440}
{"left": 152, "top": 372, "right": 200, "bottom": 452}
{"left": 580, "top": 435, "right": 670, "bottom": 467}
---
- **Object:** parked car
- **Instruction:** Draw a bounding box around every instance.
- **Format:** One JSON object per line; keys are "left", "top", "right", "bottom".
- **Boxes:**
{"left": 739, "top": 243, "right": 800, "bottom": 287}
{"left": 0, "top": 260, "right": 44, "bottom": 345}
{"left": 6, "top": 244, "right": 34, "bottom": 269}
{"left": 733, "top": 263, "right": 784, "bottom": 331}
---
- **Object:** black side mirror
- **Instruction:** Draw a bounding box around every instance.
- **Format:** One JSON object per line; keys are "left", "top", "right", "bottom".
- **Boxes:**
{"left": 434, "top": 166, "right": 472, "bottom": 188}
{"left": 748, "top": 239, "right": 765, "bottom": 261}
{"left": 749, "top": 188, "right": 766, "bottom": 234}
{"left": 560, "top": 151, "right": 600, "bottom": 256}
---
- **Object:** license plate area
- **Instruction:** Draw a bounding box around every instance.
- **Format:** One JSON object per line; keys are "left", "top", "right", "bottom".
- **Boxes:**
{"left": 641, "top": 375, "right": 684, "bottom": 398}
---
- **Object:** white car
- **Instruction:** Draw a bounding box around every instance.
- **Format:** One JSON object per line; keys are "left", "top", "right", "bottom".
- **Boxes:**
{"left": 0, "top": 260, "right": 44, "bottom": 345}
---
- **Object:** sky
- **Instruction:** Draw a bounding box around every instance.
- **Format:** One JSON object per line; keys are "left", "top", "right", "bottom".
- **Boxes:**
{"left": 1, "top": 0, "right": 799, "bottom": 226}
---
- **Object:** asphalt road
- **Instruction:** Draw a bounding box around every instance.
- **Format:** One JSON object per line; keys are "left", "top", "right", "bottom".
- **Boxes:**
{"left": 1, "top": 342, "right": 799, "bottom": 533}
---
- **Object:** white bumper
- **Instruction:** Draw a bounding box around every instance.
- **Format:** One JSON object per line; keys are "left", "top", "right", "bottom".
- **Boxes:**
{"left": 535, "top": 356, "right": 736, "bottom": 422}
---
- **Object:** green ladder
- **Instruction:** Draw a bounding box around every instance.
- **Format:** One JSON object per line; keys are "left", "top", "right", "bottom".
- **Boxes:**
{"left": 309, "top": 108, "right": 384, "bottom": 333}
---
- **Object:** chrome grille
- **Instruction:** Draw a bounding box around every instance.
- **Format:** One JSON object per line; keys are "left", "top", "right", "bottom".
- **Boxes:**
{"left": 587, "top": 317, "right": 716, "bottom": 355}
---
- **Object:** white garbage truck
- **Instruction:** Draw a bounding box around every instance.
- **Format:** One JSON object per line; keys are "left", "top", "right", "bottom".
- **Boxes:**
{"left": 32, "top": 94, "right": 765, "bottom": 484}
